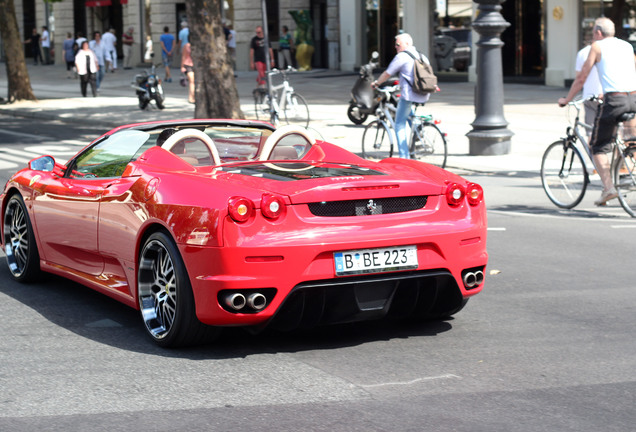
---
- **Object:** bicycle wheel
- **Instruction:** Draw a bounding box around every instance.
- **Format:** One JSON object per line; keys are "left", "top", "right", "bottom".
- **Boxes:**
{"left": 282, "top": 92, "right": 310, "bottom": 127}
{"left": 361, "top": 120, "right": 393, "bottom": 160}
{"left": 540, "top": 139, "right": 588, "bottom": 209}
{"left": 410, "top": 122, "right": 447, "bottom": 168}
{"left": 253, "top": 88, "right": 270, "bottom": 121}
{"left": 613, "top": 145, "right": 636, "bottom": 217}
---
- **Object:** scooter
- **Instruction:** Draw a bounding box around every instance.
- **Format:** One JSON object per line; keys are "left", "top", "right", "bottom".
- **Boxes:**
{"left": 131, "top": 64, "right": 165, "bottom": 110}
{"left": 347, "top": 51, "right": 398, "bottom": 125}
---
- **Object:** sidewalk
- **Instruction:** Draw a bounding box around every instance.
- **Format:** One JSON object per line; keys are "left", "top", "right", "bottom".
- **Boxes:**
{"left": 0, "top": 63, "right": 569, "bottom": 174}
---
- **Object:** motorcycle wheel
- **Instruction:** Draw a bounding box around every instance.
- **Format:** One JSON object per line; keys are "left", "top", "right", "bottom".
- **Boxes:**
{"left": 154, "top": 85, "right": 165, "bottom": 109}
{"left": 347, "top": 104, "right": 368, "bottom": 125}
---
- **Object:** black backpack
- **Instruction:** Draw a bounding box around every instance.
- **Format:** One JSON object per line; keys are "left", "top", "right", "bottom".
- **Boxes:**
{"left": 404, "top": 50, "right": 437, "bottom": 94}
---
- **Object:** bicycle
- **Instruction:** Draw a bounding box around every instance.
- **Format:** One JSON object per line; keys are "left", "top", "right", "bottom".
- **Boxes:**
{"left": 253, "top": 66, "right": 310, "bottom": 127}
{"left": 541, "top": 97, "right": 636, "bottom": 216}
{"left": 361, "top": 85, "right": 447, "bottom": 168}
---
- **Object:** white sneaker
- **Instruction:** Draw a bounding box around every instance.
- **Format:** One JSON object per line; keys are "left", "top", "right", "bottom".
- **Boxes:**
{"left": 594, "top": 188, "right": 618, "bottom": 206}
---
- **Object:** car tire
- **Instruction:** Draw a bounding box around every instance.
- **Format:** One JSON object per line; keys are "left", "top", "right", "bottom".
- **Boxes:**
{"left": 3, "top": 194, "right": 41, "bottom": 283}
{"left": 137, "top": 231, "right": 220, "bottom": 347}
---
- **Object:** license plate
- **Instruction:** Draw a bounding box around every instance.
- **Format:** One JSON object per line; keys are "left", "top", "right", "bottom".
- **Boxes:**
{"left": 334, "top": 245, "right": 418, "bottom": 276}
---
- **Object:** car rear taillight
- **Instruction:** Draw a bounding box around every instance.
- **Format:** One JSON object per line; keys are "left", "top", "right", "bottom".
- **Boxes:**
{"left": 445, "top": 183, "right": 465, "bottom": 207}
{"left": 261, "top": 194, "right": 285, "bottom": 219}
{"left": 466, "top": 183, "right": 484, "bottom": 206}
{"left": 228, "top": 197, "right": 254, "bottom": 222}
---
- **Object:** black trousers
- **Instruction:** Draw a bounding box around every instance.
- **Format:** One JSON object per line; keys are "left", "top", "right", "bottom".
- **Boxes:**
{"left": 79, "top": 73, "right": 97, "bottom": 97}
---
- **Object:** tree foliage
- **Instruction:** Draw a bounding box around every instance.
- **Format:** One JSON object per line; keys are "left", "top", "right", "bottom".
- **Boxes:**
{"left": 185, "top": 0, "right": 243, "bottom": 119}
{"left": 0, "top": 0, "right": 36, "bottom": 102}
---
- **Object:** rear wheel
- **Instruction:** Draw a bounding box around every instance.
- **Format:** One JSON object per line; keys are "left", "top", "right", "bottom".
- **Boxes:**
{"left": 613, "top": 145, "right": 636, "bottom": 217}
{"left": 410, "top": 122, "right": 447, "bottom": 168}
{"left": 347, "top": 104, "right": 368, "bottom": 125}
{"left": 137, "top": 231, "right": 219, "bottom": 347}
{"left": 361, "top": 120, "right": 393, "bottom": 160}
{"left": 3, "top": 194, "right": 41, "bottom": 282}
{"left": 541, "top": 140, "right": 588, "bottom": 209}
{"left": 253, "top": 88, "right": 269, "bottom": 121}
{"left": 282, "top": 92, "right": 310, "bottom": 127}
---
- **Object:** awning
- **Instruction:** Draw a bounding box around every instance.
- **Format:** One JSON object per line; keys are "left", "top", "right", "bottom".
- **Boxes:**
{"left": 86, "top": 0, "right": 112, "bottom": 6}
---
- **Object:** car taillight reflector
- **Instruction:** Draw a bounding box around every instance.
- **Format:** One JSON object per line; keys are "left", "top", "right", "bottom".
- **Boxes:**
{"left": 445, "top": 183, "right": 465, "bottom": 207}
{"left": 261, "top": 194, "right": 285, "bottom": 219}
{"left": 228, "top": 196, "right": 254, "bottom": 222}
{"left": 466, "top": 183, "right": 484, "bottom": 206}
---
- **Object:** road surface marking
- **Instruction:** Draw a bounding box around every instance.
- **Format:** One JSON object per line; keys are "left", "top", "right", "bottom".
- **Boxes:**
{"left": 358, "top": 374, "right": 460, "bottom": 388}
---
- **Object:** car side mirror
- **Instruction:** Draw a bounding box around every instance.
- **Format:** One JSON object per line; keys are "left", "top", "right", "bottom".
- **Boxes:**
{"left": 29, "top": 155, "right": 55, "bottom": 172}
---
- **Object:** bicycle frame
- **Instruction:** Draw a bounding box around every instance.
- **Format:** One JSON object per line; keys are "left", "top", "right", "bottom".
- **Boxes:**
{"left": 267, "top": 68, "right": 295, "bottom": 124}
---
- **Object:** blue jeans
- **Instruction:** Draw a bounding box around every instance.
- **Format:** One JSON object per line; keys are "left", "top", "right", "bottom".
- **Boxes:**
{"left": 96, "top": 67, "right": 105, "bottom": 89}
{"left": 395, "top": 97, "right": 413, "bottom": 158}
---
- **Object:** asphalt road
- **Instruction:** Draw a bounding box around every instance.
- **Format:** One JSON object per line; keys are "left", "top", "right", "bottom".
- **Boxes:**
{"left": 1, "top": 119, "right": 635, "bottom": 431}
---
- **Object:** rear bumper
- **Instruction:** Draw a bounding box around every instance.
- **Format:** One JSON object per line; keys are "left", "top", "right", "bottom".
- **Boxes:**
{"left": 180, "top": 214, "right": 487, "bottom": 327}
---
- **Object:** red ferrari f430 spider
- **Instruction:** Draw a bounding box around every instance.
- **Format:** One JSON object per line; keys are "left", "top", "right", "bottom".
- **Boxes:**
{"left": 1, "top": 120, "right": 487, "bottom": 347}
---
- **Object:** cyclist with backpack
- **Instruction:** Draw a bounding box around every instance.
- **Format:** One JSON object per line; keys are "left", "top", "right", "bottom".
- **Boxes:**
{"left": 372, "top": 33, "right": 434, "bottom": 158}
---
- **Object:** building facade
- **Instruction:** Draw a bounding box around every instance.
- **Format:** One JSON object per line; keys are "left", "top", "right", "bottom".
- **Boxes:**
{"left": 7, "top": 1, "right": 636, "bottom": 86}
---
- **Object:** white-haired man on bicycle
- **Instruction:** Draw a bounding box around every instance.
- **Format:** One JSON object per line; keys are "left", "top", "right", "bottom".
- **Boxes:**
{"left": 372, "top": 33, "right": 431, "bottom": 159}
{"left": 559, "top": 17, "right": 636, "bottom": 206}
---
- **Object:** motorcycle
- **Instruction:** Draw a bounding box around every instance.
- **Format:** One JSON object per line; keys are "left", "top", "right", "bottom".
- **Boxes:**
{"left": 131, "top": 64, "right": 165, "bottom": 110}
{"left": 347, "top": 51, "right": 398, "bottom": 125}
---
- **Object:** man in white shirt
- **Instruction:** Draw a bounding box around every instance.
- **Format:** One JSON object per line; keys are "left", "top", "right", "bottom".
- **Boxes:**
{"left": 559, "top": 17, "right": 636, "bottom": 206}
{"left": 89, "top": 31, "right": 106, "bottom": 91}
{"left": 101, "top": 28, "right": 117, "bottom": 73}
{"left": 41, "top": 26, "right": 51, "bottom": 65}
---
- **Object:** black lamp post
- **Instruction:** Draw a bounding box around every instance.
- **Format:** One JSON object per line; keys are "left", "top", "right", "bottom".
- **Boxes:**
{"left": 466, "top": 0, "right": 514, "bottom": 155}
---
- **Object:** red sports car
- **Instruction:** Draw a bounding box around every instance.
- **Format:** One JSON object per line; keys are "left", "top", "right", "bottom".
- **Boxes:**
{"left": 1, "top": 120, "right": 487, "bottom": 347}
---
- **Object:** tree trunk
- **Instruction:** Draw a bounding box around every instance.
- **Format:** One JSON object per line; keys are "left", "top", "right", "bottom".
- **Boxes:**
{"left": 186, "top": 0, "right": 243, "bottom": 119}
{"left": 0, "top": 0, "right": 36, "bottom": 102}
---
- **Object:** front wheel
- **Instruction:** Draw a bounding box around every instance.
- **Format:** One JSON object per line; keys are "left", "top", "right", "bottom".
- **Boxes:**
{"left": 137, "top": 231, "right": 219, "bottom": 347}
{"left": 613, "top": 145, "right": 636, "bottom": 217}
{"left": 541, "top": 139, "right": 588, "bottom": 209}
{"left": 282, "top": 92, "right": 310, "bottom": 127}
{"left": 410, "top": 123, "right": 447, "bottom": 168}
{"left": 347, "top": 104, "right": 368, "bottom": 125}
{"left": 3, "top": 194, "right": 41, "bottom": 282}
{"left": 153, "top": 85, "right": 165, "bottom": 109}
{"left": 361, "top": 120, "right": 393, "bottom": 160}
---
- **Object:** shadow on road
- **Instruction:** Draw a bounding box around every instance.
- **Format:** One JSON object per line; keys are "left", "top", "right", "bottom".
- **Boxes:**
{"left": 0, "top": 263, "right": 455, "bottom": 358}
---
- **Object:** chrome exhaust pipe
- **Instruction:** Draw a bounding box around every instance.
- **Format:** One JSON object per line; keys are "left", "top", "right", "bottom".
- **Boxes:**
{"left": 474, "top": 270, "right": 484, "bottom": 286}
{"left": 463, "top": 272, "right": 477, "bottom": 289}
{"left": 224, "top": 293, "right": 246, "bottom": 311}
{"left": 247, "top": 292, "right": 267, "bottom": 311}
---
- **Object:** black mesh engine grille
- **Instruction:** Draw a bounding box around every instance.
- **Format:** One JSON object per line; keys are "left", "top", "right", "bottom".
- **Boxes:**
{"left": 307, "top": 196, "right": 427, "bottom": 217}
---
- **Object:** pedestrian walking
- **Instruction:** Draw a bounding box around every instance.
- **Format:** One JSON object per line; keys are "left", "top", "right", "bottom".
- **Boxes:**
{"left": 63, "top": 32, "right": 76, "bottom": 78}
{"left": 75, "top": 41, "right": 98, "bottom": 97}
{"left": 181, "top": 42, "right": 195, "bottom": 104}
{"left": 122, "top": 27, "right": 135, "bottom": 69}
{"left": 89, "top": 31, "right": 106, "bottom": 91}
{"left": 250, "top": 26, "right": 274, "bottom": 87}
{"left": 24, "top": 28, "right": 43, "bottom": 65}
{"left": 102, "top": 28, "right": 117, "bottom": 73}
{"left": 278, "top": 25, "right": 294, "bottom": 69}
{"left": 160, "top": 26, "right": 175, "bottom": 83}
{"left": 144, "top": 34, "right": 154, "bottom": 64}
{"left": 41, "top": 26, "right": 51, "bottom": 65}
